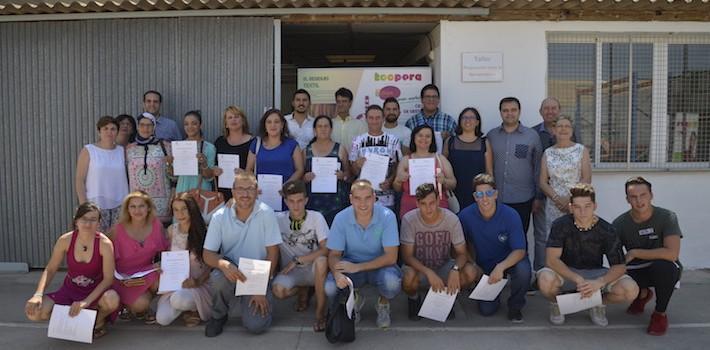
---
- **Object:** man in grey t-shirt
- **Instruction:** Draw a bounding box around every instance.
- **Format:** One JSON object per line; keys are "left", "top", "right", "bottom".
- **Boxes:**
{"left": 400, "top": 183, "right": 477, "bottom": 321}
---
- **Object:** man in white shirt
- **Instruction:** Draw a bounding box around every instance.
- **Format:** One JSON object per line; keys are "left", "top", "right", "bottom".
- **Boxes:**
{"left": 331, "top": 87, "right": 366, "bottom": 154}
{"left": 383, "top": 97, "right": 412, "bottom": 156}
{"left": 285, "top": 89, "right": 315, "bottom": 149}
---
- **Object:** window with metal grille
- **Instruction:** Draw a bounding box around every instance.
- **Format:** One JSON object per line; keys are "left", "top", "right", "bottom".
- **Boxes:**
{"left": 547, "top": 33, "right": 710, "bottom": 170}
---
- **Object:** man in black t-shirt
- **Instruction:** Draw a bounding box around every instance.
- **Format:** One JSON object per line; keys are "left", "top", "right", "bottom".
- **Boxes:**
{"left": 537, "top": 184, "right": 639, "bottom": 327}
{"left": 613, "top": 176, "right": 682, "bottom": 336}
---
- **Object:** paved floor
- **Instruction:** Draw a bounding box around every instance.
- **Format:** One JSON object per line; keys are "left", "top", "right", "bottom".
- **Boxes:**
{"left": 2, "top": 270, "right": 709, "bottom": 349}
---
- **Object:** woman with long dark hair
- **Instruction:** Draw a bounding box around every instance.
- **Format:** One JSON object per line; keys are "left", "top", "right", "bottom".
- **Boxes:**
{"left": 156, "top": 193, "right": 212, "bottom": 326}
{"left": 442, "top": 107, "right": 493, "bottom": 210}
{"left": 25, "top": 202, "right": 119, "bottom": 338}
{"left": 175, "top": 110, "right": 217, "bottom": 194}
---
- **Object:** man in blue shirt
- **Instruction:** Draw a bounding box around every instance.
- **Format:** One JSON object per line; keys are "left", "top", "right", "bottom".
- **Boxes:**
{"left": 458, "top": 174, "right": 532, "bottom": 322}
{"left": 325, "top": 180, "right": 401, "bottom": 328}
{"left": 143, "top": 90, "right": 183, "bottom": 141}
{"left": 202, "top": 172, "right": 282, "bottom": 337}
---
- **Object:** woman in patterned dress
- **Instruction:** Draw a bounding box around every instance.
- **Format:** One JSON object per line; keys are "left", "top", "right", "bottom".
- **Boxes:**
{"left": 539, "top": 116, "right": 592, "bottom": 234}
{"left": 126, "top": 113, "right": 174, "bottom": 224}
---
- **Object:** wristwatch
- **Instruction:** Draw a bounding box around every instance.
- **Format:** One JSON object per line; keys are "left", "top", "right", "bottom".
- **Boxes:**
{"left": 293, "top": 256, "right": 303, "bottom": 266}
{"left": 451, "top": 264, "right": 460, "bottom": 272}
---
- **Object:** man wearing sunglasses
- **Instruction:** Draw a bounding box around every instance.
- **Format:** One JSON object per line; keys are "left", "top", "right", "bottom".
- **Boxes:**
{"left": 458, "top": 174, "right": 531, "bottom": 323}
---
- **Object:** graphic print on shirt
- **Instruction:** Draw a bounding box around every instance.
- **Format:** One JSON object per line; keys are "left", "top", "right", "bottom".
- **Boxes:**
{"left": 72, "top": 275, "right": 95, "bottom": 288}
{"left": 414, "top": 230, "right": 452, "bottom": 268}
{"left": 282, "top": 228, "right": 318, "bottom": 251}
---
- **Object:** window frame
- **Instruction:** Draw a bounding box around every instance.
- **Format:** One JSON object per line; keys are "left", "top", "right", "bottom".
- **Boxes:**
{"left": 547, "top": 32, "right": 710, "bottom": 170}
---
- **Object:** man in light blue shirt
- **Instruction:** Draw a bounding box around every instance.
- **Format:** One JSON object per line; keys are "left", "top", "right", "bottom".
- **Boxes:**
{"left": 202, "top": 172, "right": 282, "bottom": 337}
{"left": 326, "top": 180, "right": 401, "bottom": 329}
{"left": 143, "top": 90, "right": 183, "bottom": 141}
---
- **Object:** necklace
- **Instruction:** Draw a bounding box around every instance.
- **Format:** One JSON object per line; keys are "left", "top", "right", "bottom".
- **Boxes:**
{"left": 574, "top": 216, "right": 598, "bottom": 232}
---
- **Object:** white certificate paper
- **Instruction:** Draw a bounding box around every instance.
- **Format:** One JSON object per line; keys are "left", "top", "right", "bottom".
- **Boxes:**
{"left": 172, "top": 140, "right": 199, "bottom": 176}
{"left": 468, "top": 275, "right": 508, "bottom": 301}
{"left": 359, "top": 153, "right": 389, "bottom": 191}
{"left": 556, "top": 290, "right": 603, "bottom": 315}
{"left": 408, "top": 158, "right": 436, "bottom": 194}
{"left": 418, "top": 287, "right": 457, "bottom": 322}
{"left": 114, "top": 268, "right": 158, "bottom": 281}
{"left": 47, "top": 305, "right": 97, "bottom": 344}
{"left": 257, "top": 174, "right": 283, "bottom": 211}
{"left": 345, "top": 277, "right": 355, "bottom": 319}
{"left": 158, "top": 250, "right": 190, "bottom": 294}
{"left": 235, "top": 258, "right": 272, "bottom": 296}
{"left": 311, "top": 157, "right": 338, "bottom": 193}
{"left": 217, "top": 154, "right": 239, "bottom": 189}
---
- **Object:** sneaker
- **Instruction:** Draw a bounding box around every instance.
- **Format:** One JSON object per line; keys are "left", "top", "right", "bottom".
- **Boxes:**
{"left": 647, "top": 312, "right": 669, "bottom": 336}
{"left": 407, "top": 295, "right": 422, "bottom": 321}
{"left": 375, "top": 300, "right": 391, "bottom": 329}
{"left": 507, "top": 308, "right": 524, "bottom": 323}
{"left": 589, "top": 305, "right": 609, "bottom": 327}
{"left": 627, "top": 288, "right": 654, "bottom": 315}
{"left": 353, "top": 292, "right": 365, "bottom": 324}
{"left": 205, "top": 315, "right": 228, "bottom": 337}
{"left": 549, "top": 302, "right": 565, "bottom": 325}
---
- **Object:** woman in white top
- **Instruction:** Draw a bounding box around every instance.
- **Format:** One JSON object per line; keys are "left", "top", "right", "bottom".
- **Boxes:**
{"left": 75, "top": 116, "right": 130, "bottom": 233}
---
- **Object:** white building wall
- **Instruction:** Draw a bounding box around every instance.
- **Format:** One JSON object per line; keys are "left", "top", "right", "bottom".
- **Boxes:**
{"left": 436, "top": 20, "right": 710, "bottom": 268}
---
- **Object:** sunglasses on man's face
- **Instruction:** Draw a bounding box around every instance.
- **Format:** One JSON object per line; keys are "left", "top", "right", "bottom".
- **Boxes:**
{"left": 474, "top": 190, "right": 497, "bottom": 199}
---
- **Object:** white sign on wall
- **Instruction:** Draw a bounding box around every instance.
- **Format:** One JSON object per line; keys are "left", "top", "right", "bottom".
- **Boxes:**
{"left": 461, "top": 52, "right": 503, "bottom": 82}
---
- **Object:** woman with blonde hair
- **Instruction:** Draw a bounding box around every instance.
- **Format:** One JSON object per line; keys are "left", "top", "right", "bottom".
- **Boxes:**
{"left": 213, "top": 106, "right": 253, "bottom": 200}
{"left": 110, "top": 191, "right": 168, "bottom": 323}
{"left": 25, "top": 202, "right": 119, "bottom": 338}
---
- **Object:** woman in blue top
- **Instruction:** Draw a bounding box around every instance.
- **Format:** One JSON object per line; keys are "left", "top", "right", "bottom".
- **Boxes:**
{"left": 246, "top": 109, "right": 304, "bottom": 210}
{"left": 175, "top": 110, "right": 217, "bottom": 194}
{"left": 443, "top": 107, "right": 493, "bottom": 210}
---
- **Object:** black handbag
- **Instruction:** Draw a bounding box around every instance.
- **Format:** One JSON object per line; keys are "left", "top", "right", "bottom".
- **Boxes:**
{"left": 325, "top": 286, "right": 356, "bottom": 343}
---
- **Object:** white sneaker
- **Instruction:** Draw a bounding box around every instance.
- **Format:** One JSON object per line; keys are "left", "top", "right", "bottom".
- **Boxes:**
{"left": 549, "top": 302, "right": 565, "bottom": 325}
{"left": 375, "top": 300, "right": 391, "bottom": 329}
{"left": 353, "top": 292, "right": 365, "bottom": 324}
{"left": 589, "top": 305, "right": 608, "bottom": 327}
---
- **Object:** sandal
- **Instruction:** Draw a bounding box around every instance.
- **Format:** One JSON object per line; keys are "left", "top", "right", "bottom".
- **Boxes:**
{"left": 313, "top": 318, "right": 326, "bottom": 332}
{"left": 118, "top": 307, "right": 132, "bottom": 321}
{"left": 183, "top": 311, "right": 201, "bottom": 328}
{"left": 93, "top": 324, "right": 107, "bottom": 339}
{"left": 144, "top": 312, "right": 157, "bottom": 325}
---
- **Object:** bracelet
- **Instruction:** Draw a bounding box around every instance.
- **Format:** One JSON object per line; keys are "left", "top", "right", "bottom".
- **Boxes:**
{"left": 34, "top": 293, "right": 43, "bottom": 298}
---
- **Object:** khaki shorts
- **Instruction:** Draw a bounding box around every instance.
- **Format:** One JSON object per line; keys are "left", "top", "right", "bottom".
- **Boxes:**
{"left": 537, "top": 267, "right": 632, "bottom": 293}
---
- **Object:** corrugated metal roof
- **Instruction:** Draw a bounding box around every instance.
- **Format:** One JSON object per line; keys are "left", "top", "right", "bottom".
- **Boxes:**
{"left": 1, "top": 0, "right": 708, "bottom": 16}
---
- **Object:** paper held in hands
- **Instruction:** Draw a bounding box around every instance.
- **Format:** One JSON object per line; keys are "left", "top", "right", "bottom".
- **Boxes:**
{"left": 257, "top": 174, "right": 283, "bottom": 211}
{"left": 468, "top": 275, "right": 508, "bottom": 301}
{"left": 345, "top": 277, "right": 355, "bottom": 320}
{"left": 217, "top": 154, "right": 239, "bottom": 189}
{"left": 172, "top": 140, "right": 199, "bottom": 176}
{"left": 359, "top": 153, "right": 389, "bottom": 191}
{"left": 158, "top": 250, "right": 190, "bottom": 294}
{"left": 114, "top": 268, "right": 158, "bottom": 281}
{"left": 556, "top": 290, "right": 603, "bottom": 315}
{"left": 235, "top": 258, "right": 272, "bottom": 296}
{"left": 47, "top": 305, "right": 97, "bottom": 344}
{"left": 311, "top": 157, "right": 339, "bottom": 193}
{"left": 408, "top": 158, "right": 436, "bottom": 194}
{"left": 418, "top": 287, "right": 457, "bottom": 322}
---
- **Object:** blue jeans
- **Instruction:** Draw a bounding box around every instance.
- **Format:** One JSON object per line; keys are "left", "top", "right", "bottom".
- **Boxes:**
{"left": 478, "top": 257, "right": 532, "bottom": 316}
{"left": 210, "top": 270, "right": 273, "bottom": 334}
{"left": 325, "top": 265, "right": 402, "bottom": 302}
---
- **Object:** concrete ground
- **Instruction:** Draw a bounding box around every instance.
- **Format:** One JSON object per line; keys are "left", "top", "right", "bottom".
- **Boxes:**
{"left": 1, "top": 270, "right": 709, "bottom": 350}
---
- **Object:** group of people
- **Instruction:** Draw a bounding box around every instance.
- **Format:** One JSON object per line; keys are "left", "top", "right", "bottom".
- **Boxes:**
{"left": 24, "top": 86, "right": 682, "bottom": 341}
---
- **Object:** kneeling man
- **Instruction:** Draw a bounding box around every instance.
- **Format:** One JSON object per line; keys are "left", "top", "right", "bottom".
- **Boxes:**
{"left": 401, "top": 183, "right": 477, "bottom": 320}
{"left": 272, "top": 180, "right": 330, "bottom": 332}
{"left": 325, "top": 180, "right": 401, "bottom": 329}
{"left": 538, "top": 183, "right": 639, "bottom": 326}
